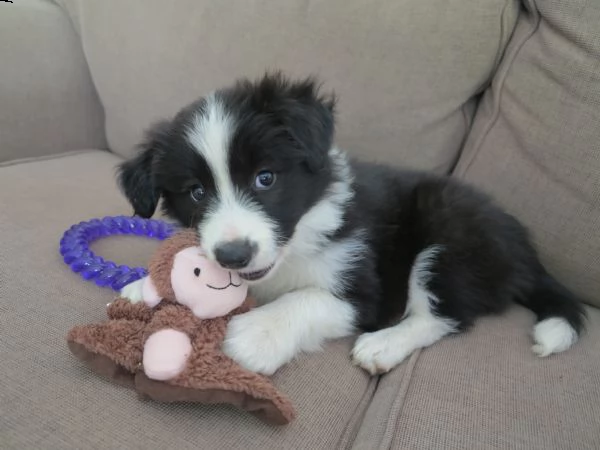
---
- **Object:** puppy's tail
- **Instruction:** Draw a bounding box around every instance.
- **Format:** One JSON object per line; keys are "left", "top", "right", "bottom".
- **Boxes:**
{"left": 517, "top": 269, "right": 586, "bottom": 357}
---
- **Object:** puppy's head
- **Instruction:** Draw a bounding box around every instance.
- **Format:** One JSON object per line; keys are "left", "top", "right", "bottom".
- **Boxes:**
{"left": 118, "top": 73, "right": 337, "bottom": 282}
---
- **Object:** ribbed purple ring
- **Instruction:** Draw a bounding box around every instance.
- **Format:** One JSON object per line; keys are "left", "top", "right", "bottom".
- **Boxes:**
{"left": 59, "top": 216, "right": 177, "bottom": 292}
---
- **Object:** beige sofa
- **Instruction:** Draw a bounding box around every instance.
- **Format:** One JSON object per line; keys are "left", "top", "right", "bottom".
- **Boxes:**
{"left": 1, "top": 0, "right": 599, "bottom": 448}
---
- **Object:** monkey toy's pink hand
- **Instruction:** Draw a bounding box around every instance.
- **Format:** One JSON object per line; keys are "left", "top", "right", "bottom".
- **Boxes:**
{"left": 143, "top": 329, "right": 192, "bottom": 381}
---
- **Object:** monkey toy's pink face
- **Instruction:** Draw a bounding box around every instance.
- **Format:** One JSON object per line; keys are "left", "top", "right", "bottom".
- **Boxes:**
{"left": 143, "top": 246, "right": 248, "bottom": 319}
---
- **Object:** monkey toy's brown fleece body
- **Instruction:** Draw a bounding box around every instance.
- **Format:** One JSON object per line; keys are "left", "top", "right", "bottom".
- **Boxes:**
{"left": 67, "top": 231, "right": 295, "bottom": 426}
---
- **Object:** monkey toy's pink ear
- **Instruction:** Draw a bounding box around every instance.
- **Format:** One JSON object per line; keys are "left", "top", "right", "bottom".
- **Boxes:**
{"left": 142, "top": 276, "right": 162, "bottom": 308}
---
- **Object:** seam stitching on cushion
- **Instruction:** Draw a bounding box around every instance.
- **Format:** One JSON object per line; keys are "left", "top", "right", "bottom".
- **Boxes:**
{"left": 449, "top": 102, "right": 476, "bottom": 174}
{"left": 471, "top": 0, "right": 516, "bottom": 97}
{"left": 51, "top": 0, "right": 109, "bottom": 150}
{"left": 51, "top": 0, "right": 81, "bottom": 38}
{"left": 493, "top": 0, "right": 511, "bottom": 69}
{"left": 336, "top": 376, "right": 380, "bottom": 450}
{"left": 492, "top": 0, "right": 517, "bottom": 78}
{"left": 454, "top": 2, "right": 542, "bottom": 178}
{"left": 0, "top": 150, "right": 105, "bottom": 168}
{"left": 377, "top": 349, "right": 422, "bottom": 450}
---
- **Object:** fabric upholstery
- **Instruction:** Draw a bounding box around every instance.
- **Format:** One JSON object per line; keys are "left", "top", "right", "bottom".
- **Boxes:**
{"left": 0, "top": 151, "right": 380, "bottom": 449}
{"left": 0, "top": 0, "right": 106, "bottom": 163}
{"left": 352, "top": 306, "right": 600, "bottom": 450}
{"left": 56, "top": 0, "right": 518, "bottom": 172}
{"left": 454, "top": 0, "right": 600, "bottom": 307}
{"left": 2, "top": 1, "right": 599, "bottom": 448}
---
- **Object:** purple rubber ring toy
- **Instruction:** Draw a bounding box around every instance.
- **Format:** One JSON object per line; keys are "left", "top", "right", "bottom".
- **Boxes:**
{"left": 59, "top": 216, "right": 178, "bottom": 292}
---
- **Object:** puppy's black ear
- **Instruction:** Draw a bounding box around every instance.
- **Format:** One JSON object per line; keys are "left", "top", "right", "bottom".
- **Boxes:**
{"left": 283, "top": 76, "right": 337, "bottom": 173}
{"left": 117, "top": 121, "right": 171, "bottom": 218}
{"left": 251, "top": 74, "right": 336, "bottom": 173}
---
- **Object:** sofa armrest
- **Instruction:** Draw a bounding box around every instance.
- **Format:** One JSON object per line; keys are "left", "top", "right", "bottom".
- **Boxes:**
{"left": 0, "top": 0, "right": 106, "bottom": 164}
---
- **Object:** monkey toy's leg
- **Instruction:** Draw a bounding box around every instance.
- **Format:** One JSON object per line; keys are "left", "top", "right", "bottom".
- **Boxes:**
{"left": 67, "top": 319, "right": 146, "bottom": 388}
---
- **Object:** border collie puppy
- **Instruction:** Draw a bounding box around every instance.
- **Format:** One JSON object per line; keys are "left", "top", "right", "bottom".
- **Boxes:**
{"left": 118, "top": 73, "right": 585, "bottom": 375}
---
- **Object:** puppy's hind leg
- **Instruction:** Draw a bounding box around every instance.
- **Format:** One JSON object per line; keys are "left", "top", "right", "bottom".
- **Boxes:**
{"left": 352, "top": 246, "right": 458, "bottom": 375}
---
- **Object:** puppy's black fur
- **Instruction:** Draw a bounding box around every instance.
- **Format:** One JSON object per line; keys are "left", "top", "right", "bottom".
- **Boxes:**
{"left": 118, "top": 73, "right": 585, "bottom": 344}
{"left": 341, "top": 164, "right": 585, "bottom": 333}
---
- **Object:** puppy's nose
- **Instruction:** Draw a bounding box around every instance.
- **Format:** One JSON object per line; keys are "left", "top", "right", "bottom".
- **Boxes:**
{"left": 214, "top": 240, "right": 256, "bottom": 269}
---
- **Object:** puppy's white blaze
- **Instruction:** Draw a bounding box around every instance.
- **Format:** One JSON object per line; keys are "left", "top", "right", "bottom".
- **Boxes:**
{"left": 187, "top": 95, "right": 278, "bottom": 266}
{"left": 352, "top": 245, "right": 457, "bottom": 375}
{"left": 532, "top": 317, "right": 578, "bottom": 357}
{"left": 188, "top": 94, "right": 236, "bottom": 199}
{"left": 223, "top": 287, "right": 356, "bottom": 375}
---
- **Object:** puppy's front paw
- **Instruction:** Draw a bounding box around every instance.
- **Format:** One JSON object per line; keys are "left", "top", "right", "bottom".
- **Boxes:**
{"left": 222, "top": 310, "right": 295, "bottom": 375}
{"left": 120, "top": 278, "right": 145, "bottom": 303}
{"left": 351, "top": 329, "right": 409, "bottom": 375}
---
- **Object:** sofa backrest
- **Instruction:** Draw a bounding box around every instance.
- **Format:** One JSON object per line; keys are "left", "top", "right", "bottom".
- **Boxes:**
{"left": 455, "top": 0, "right": 600, "bottom": 307}
{"left": 0, "top": 0, "right": 106, "bottom": 163}
{"left": 56, "top": 0, "right": 518, "bottom": 173}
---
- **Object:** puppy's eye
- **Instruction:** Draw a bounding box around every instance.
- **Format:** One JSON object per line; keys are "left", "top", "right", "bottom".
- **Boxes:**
{"left": 194, "top": 268, "right": 201, "bottom": 277}
{"left": 190, "top": 185, "right": 206, "bottom": 202}
{"left": 254, "top": 170, "right": 276, "bottom": 190}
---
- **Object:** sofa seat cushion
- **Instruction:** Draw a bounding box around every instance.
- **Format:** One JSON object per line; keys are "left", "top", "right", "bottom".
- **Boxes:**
{"left": 0, "top": 151, "right": 379, "bottom": 449}
{"left": 454, "top": 0, "right": 600, "bottom": 307}
{"left": 57, "top": 0, "right": 518, "bottom": 173}
{"left": 352, "top": 306, "right": 600, "bottom": 450}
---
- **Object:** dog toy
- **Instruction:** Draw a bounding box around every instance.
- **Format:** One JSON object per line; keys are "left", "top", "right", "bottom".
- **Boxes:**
{"left": 59, "top": 215, "right": 177, "bottom": 291}
{"left": 67, "top": 229, "right": 295, "bottom": 425}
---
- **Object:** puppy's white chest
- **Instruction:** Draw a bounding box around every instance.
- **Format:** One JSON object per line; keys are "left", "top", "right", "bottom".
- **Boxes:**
{"left": 249, "top": 234, "right": 365, "bottom": 304}
{"left": 249, "top": 257, "right": 329, "bottom": 303}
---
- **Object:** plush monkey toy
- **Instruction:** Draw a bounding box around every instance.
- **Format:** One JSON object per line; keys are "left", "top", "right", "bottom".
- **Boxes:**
{"left": 67, "top": 230, "right": 295, "bottom": 425}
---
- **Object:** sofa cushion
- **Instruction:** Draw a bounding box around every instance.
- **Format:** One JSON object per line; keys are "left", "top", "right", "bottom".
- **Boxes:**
{"left": 0, "top": 0, "right": 106, "bottom": 163}
{"left": 352, "top": 306, "right": 600, "bottom": 449}
{"left": 0, "top": 151, "right": 382, "bottom": 449}
{"left": 57, "top": 0, "right": 518, "bottom": 172}
{"left": 454, "top": 0, "right": 600, "bottom": 307}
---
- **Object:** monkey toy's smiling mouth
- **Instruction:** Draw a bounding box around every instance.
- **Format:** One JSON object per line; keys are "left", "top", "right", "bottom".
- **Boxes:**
{"left": 206, "top": 272, "right": 243, "bottom": 290}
